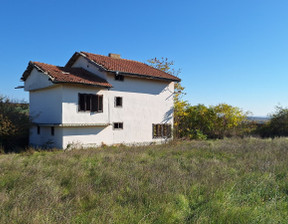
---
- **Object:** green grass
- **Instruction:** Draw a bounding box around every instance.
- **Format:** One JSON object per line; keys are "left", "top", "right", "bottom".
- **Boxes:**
{"left": 1, "top": 138, "right": 288, "bottom": 223}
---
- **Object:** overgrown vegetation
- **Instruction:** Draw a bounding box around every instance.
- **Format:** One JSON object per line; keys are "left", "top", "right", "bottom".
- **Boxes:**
{"left": 1, "top": 138, "right": 288, "bottom": 223}
{"left": 177, "top": 103, "right": 251, "bottom": 139}
{"left": 147, "top": 58, "right": 251, "bottom": 139}
{"left": 257, "top": 106, "right": 288, "bottom": 138}
{"left": 0, "top": 96, "right": 30, "bottom": 152}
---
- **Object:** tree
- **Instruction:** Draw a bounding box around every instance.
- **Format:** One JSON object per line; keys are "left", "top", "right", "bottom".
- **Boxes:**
{"left": 177, "top": 103, "right": 248, "bottom": 139}
{"left": 147, "top": 58, "right": 249, "bottom": 140}
{"left": 0, "top": 96, "right": 30, "bottom": 152}
{"left": 258, "top": 106, "right": 288, "bottom": 138}
{"left": 181, "top": 104, "right": 215, "bottom": 139}
{"left": 212, "top": 103, "right": 248, "bottom": 138}
{"left": 147, "top": 57, "right": 186, "bottom": 138}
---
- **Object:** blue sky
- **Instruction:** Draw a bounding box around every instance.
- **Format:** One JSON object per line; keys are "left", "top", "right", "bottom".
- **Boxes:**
{"left": 1, "top": 0, "right": 288, "bottom": 116}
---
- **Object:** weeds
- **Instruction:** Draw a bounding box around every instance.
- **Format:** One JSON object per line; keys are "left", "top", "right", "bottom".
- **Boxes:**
{"left": 0, "top": 138, "right": 288, "bottom": 223}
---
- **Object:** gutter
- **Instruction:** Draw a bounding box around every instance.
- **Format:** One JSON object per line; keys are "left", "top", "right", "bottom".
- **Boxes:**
{"left": 51, "top": 80, "right": 112, "bottom": 89}
{"left": 34, "top": 123, "right": 110, "bottom": 127}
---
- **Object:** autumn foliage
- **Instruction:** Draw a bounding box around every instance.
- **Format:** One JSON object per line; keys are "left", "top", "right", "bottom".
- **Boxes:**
{"left": 177, "top": 103, "right": 250, "bottom": 139}
{"left": 147, "top": 58, "right": 249, "bottom": 140}
{"left": 256, "top": 106, "right": 288, "bottom": 138}
{"left": 0, "top": 96, "right": 30, "bottom": 152}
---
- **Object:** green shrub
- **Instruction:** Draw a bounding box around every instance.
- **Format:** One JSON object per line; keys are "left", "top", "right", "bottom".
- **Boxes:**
{"left": 257, "top": 106, "right": 288, "bottom": 138}
{"left": 0, "top": 96, "right": 30, "bottom": 152}
{"left": 178, "top": 103, "right": 250, "bottom": 139}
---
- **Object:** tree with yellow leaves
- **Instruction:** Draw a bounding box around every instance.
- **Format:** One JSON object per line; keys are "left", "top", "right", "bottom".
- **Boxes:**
{"left": 147, "top": 57, "right": 187, "bottom": 138}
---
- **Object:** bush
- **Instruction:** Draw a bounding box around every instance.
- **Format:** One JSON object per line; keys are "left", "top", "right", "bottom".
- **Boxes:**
{"left": 178, "top": 103, "right": 250, "bottom": 139}
{"left": 0, "top": 96, "right": 30, "bottom": 152}
{"left": 257, "top": 106, "right": 288, "bottom": 138}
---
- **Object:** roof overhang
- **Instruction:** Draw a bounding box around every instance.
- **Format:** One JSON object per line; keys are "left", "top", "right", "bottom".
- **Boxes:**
{"left": 21, "top": 61, "right": 112, "bottom": 89}
{"left": 21, "top": 61, "right": 54, "bottom": 82}
{"left": 108, "top": 71, "right": 181, "bottom": 82}
{"left": 34, "top": 123, "right": 110, "bottom": 127}
{"left": 52, "top": 81, "right": 112, "bottom": 89}
{"left": 65, "top": 52, "right": 181, "bottom": 83}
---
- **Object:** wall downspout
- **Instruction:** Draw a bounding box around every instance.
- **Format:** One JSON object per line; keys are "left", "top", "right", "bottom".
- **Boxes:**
{"left": 108, "top": 89, "right": 111, "bottom": 124}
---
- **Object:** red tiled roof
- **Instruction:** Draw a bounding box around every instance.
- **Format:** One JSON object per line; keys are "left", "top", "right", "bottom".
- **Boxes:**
{"left": 66, "top": 52, "right": 181, "bottom": 82}
{"left": 21, "top": 62, "right": 112, "bottom": 88}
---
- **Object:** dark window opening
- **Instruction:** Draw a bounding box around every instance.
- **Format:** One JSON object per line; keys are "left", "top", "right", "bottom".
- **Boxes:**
{"left": 115, "top": 97, "right": 123, "bottom": 107}
{"left": 153, "top": 124, "right": 172, "bottom": 138}
{"left": 51, "top": 127, "right": 54, "bottom": 136}
{"left": 115, "top": 74, "right": 124, "bottom": 81}
{"left": 78, "top": 93, "right": 103, "bottom": 112}
{"left": 37, "top": 126, "right": 40, "bottom": 135}
{"left": 113, "top": 122, "right": 123, "bottom": 129}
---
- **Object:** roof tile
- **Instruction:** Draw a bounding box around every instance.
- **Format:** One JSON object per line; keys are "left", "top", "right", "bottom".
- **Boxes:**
{"left": 22, "top": 62, "right": 112, "bottom": 88}
{"left": 69, "top": 52, "right": 181, "bottom": 82}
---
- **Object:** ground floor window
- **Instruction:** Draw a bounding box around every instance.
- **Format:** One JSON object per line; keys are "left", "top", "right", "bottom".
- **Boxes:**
{"left": 113, "top": 122, "right": 123, "bottom": 130}
{"left": 153, "top": 124, "right": 172, "bottom": 138}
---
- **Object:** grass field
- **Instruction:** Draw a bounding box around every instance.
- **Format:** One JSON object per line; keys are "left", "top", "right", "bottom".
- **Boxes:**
{"left": 1, "top": 138, "right": 288, "bottom": 223}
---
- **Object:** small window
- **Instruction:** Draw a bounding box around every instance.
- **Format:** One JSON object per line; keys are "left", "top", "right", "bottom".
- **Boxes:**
{"left": 115, "top": 97, "right": 123, "bottom": 107}
{"left": 113, "top": 122, "right": 123, "bottom": 130}
{"left": 153, "top": 124, "right": 172, "bottom": 138}
{"left": 37, "top": 126, "right": 40, "bottom": 135}
{"left": 78, "top": 93, "right": 103, "bottom": 112}
{"left": 51, "top": 127, "right": 54, "bottom": 136}
{"left": 115, "top": 74, "right": 124, "bottom": 81}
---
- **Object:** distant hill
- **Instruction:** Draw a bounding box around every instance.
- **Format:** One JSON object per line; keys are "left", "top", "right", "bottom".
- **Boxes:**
{"left": 247, "top": 116, "right": 270, "bottom": 124}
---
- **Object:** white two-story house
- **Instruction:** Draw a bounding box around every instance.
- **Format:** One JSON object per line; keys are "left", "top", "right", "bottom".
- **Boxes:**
{"left": 21, "top": 51, "right": 181, "bottom": 149}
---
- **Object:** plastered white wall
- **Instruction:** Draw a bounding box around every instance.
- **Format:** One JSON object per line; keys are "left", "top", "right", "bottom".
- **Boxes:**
{"left": 62, "top": 126, "right": 113, "bottom": 148}
{"left": 30, "top": 126, "right": 62, "bottom": 148}
{"left": 72, "top": 56, "right": 107, "bottom": 80}
{"left": 24, "top": 68, "right": 54, "bottom": 91}
{"left": 29, "top": 86, "right": 63, "bottom": 124}
{"left": 105, "top": 74, "right": 174, "bottom": 145}
{"left": 62, "top": 85, "right": 109, "bottom": 124}
{"left": 60, "top": 74, "right": 174, "bottom": 148}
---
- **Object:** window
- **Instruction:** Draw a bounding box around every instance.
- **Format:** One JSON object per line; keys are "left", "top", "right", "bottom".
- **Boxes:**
{"left": 37, "top": 126, "right": 40, "bottom": 135}
{"left": 78, "top": 93, "right": 103, "bottom": 112}
{"left": 51, "top": 127, "right": 55, "bottom": 136}
{"left": 115, "top": 74, "right": 124, "bottom": 81}
{"left": 153, "top": 124, "right": 172, "bottom": 138}
{"left": 115, "top": 97, "right": 123, "bottom": 107}
{"left": 113, "top": 122, "right": 123, "bottom": 130}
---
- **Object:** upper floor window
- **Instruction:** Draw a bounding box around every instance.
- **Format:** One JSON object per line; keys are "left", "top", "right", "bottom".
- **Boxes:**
{"left": 115, "top": 97, "right": 123, "bottom": 107}
{"left": 115, "top": 74, "right": 124, "bottom": 81}
{"left": 152, "top": 124, "right": 172, "bottom": 138}
{"left": 78, "top": 93, "right": 103, "bottom": 112}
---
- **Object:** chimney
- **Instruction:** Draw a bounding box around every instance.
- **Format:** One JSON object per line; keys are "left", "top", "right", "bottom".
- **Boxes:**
{"left": 108, "top": 53, "right": 121, "bottom": 59}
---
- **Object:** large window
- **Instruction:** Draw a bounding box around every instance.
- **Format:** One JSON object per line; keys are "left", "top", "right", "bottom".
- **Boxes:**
{"left": 153, "top": 124, "right": 172, "bottom": 138}
{"left": 78, "top": 93, "right": 103, "bottom": 112}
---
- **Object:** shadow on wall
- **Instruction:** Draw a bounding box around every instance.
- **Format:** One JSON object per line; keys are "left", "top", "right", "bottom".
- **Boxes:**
{"left": 111, "top": 78, "right": 170, "bottom": 95}
{"left": 162, "top": 107, "right": 174, "bottom": 123}
{"left": 63, "top": 126, "right": 107, "bottom": 136}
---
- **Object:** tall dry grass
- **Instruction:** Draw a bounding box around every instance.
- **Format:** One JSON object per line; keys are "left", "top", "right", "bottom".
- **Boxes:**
{"left": 1, "top": 138, "right": 288, "bottom": 223}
